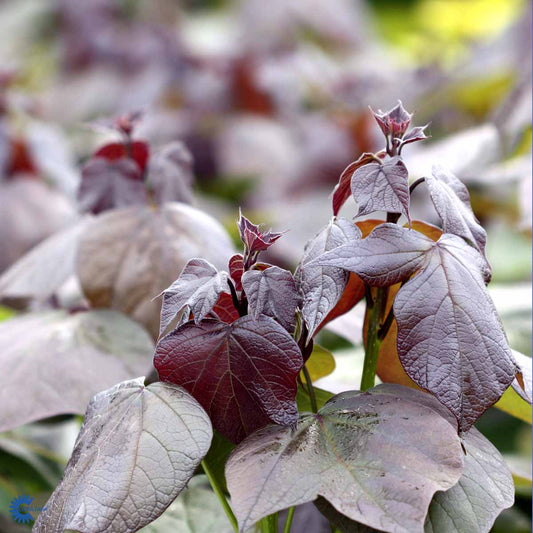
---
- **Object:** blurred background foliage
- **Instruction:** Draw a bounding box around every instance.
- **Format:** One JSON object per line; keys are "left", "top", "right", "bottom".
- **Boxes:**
{"left": 0, "top": 0, "right": 530, "bottom": 531}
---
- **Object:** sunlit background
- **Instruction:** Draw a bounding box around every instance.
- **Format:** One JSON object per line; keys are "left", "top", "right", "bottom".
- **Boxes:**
{"left": 0, "top": 0, "right": 531, "bottom": 531}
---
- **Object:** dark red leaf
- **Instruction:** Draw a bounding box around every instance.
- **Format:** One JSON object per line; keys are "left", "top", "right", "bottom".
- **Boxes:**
{"left": 351, "top": 157, "right": 410, "bottom": 222}
{"left": 238, "top": 211, "right": 283, "bottom": 267}
{"left": 159, "top": 258, "right": 229, "bottom": 336}
{"left": 394, "top": 234, "right": 518, "bottom": 432}
{"left": 154, "top": 315, "right": 303, "bottom": 443}
{"left": 95, "top": 140, "right": 150, "bottom": 172}
{"left": 241, "top": 266, "right": 300, "bottom": 333}
{"left": 229, "top": 254, "right": 244, "bottom": 291}
{"left": 211, "top": 292, "right": 240, "bottom": 324}
{"left": 78, "top": 157, "right": 147, "bottom": 214}
{"left": 331, "top": 152, "right": 384, "bottom": 216}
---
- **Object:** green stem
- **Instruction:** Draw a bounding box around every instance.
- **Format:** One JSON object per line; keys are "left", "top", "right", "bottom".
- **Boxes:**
{"left": 302, "top": 364, "right": 318, "bottom": 413}
{"left": 260, "top": 513, "right": 278, "bottom": 533}
{"left": 202, "top": 459, "right": 239, "bottom": 533}
{"left": 283, "top": 507, "right": 295, "bottom": 533}
{"left": 360, "top": 287, "right": 384, "bottom": 391}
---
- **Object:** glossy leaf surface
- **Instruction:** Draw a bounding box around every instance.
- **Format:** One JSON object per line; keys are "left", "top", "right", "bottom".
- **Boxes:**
{"left": 155, "top": 315, "right": 303, "bottom": 443}
{"left": 226, "top": 386, "right": 463, "bottom": 532}
{"left": 34, "top": 379, "right": 212, "bottom": 533}
{"left": 394, "top": 234, "right": 518, "bottom": 432}
{"left": 351, "top": 157, "right": 410, "bottom": 221}
{"left": 159, "top": 258, "right": 229, "bottom": 336}
{"left": 241, "top": 265, "right": 300, "bottom": 332}
{"left": 0, "top": 310, "right": 153, "bottom": 432}
{"left": 302, "top": 344, "right": 335, "bottom": 382}
{"left": 297, "top": 218, "right": 361, "bottom": 340}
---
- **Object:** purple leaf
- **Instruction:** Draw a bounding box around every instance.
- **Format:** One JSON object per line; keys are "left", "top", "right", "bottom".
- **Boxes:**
{"left": 351, "top": 157, "right": 410, "bottom": 222}
{"left": 297, "top": 218, "right": 361, "bottom": 340}
{"left": 394, "top": 234, "right": 518, "bottom": 432}
{"left": 146, "top": 141, "right": 194, "bottom": 205}
{"left": 226, "top": 386, "right": 463, "bottom": 533}
{"left": 331, "top": 152, "right": 384, "bottom": 216}
{"left": 316, "top": 223, "right": 434, "bottom": 287}
{"left": 159, "top": 258, "right": 229, "bottom": 336}
{"left": 370, "top": 101, "right": 412, "bottom": 139}
{"left": 34, "top": 378, "right": 212, "bottom": 533}
{"left": 426, "top": 165, "right": 488, "bottom": 267}
{"left": 78, "top": 157, "right": 148, "bottom": 214}
{"left": 241, "top": 266, "right": 300, "bottom": 332}
{"left": 401, "top": 124, "right": 429, "bottom": 147}
{"left": 0, "top": 310, "right": 154, "bottom": 432}
{"left": 154, "top": 315, "right": 303, "bottom": 444}
{"left": 238, "top": 211, "right": 283, "bottom": 266}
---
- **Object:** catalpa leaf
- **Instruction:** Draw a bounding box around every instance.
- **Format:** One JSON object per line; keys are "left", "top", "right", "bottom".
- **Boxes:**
{"left": 34, "top": 379, "right": 212, "bottom": 533}
{"left": 146, "top": 141, "right": 194, "bottom": 206}
{"left": 238, "top": 211, "right": 283, "bottom": 267}
{"left": 77, "top": 204, "right": 234, "bottom": 337}
{"left": 0, "top": 310, "right": 153, "bottom": 432}
{"left": 351, "top": 157, "right": 410, "bottom": 222}
{"left": 426, "top": 165, "right": 488, "bottom": 263}
{"left": 371, "top": 101, "right": 412, "bottom": 139}
{"left": 211, "top": 292, "right": 240, "bottom": 323}
{"left": 332, "top": 152, "right": 384, "bottom": 216}
{"left": 226, "top": 386, "right": 463, "bottom": 533}
{"left": 425, "top": 428, "right": 514, "bottom": 533}
{"left": 241, "top": 265, "right": 300, "bottom": 332}
{"left": 154, "top": 315, "right": 303, "bottom": 444}
{"left": 78, "top": 157, "right": 148, "bottom": 214}
{"left": 394, "top": 234, "right": 518, "bottom": 432}
{"left": 159, "top": 258, "right": 229, "bottom": 336}
{"left": 297, "top": 218, "right": 361, "bottom": 340}
{"left": 317, "top": 224, "right": 434, "bottom": 287}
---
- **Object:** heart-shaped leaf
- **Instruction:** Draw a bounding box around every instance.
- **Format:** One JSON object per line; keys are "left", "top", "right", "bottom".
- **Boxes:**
{"left": 351, "top": 157, "right": 410, "bottom": 222}
{"left": 226, "top": 386, "right": 463, "bottom": 533}
{"left": 34, "top": 378, "right": 212, "bottom": 533}
{"left": 0, "top": 310, "right": 154, "bottom": 432}
{"left": 159, "top": 258, "right": 230, "bottom": 336}
{"left": 426, "top": 165, "right": 488, "bottom": 264}
{"left": 297, "top": 218, "right": 361, "bottom": 340}
{"left": 76, "top": 203, "right": 234, "bottom": 337}
{"left": 332, "top": 152, "right": 384, "bottom": 216}
{"left": 394, "top": 234, "right": 518, "bottom": 432}
{"left": 78, "top": 157, "right": 148, "bottom": 214}
{"left": 154, "top": 315, "right": 303, "bottom": 443}
{"left": 229, "top": 254, "right": 244, "bottom": 291}
{"left": 316, "top": 224, "right": 434, "bottom": 287}
{"left": 241, "top": 266, "right": 300, "bottom": 332}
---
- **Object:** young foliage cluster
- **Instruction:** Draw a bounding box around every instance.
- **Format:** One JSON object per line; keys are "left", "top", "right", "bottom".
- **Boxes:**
{"left": 33, "top": 103, "right": 530, "bottom": 533}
